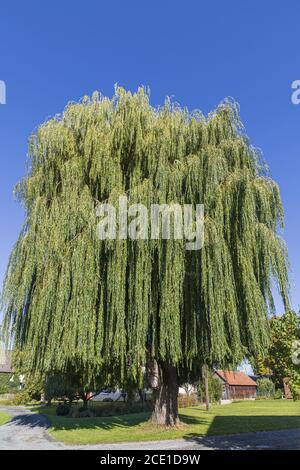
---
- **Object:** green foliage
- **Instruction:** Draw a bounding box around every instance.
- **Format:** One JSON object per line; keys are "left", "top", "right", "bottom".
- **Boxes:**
{"left": 11, "top": 390, "right": 33, "bottom": 405}
{"left": 290, "top": 381, "right": 300, "bottom": 400}
{"left": 0, "top": 411, "right": 10, "bottom": 426}
{"left": 2, "top": 87, "right": 290, "bottom": 385}
{"left": 250, "top": 355, "right": 271, "bottom": 376}
{"left": 198, "top": 371, "right": 222, "bottom": 403}
{"left": 35, "top": 400, "right": 300, "bottom": 445}
{"left": 55, "top": 400, "right": 153, "bottom": 418}
{"left": 23, "top": 375, "right": 43, "bottom": 401}
{"left": 0, "top": 373, "right": 19, "bottom": 394}
{"left": 257, "top": 378, "right": 275, "bottom": 398}
{"left": 56, "top": 404, "right": 71, "bottom": 416}
{"left": 91, "top": 401, "right": 152, "bottom": 417}
{"left": 0, "top": 375, "right": 9, "bottom": 394}
{"left": 78, "top": 409, "right": 94, "bottom": 418}
{"left": 8, "top": 374, "right": 43, "bottom": 405}
{"left": 45, "top": 372, "right": 103, "bottom": 404}
{"left": 45, "top": 374, "right": 77, "bottom": 404}
{"left": 274, "top": 389, "right": 283, "bottom": 399}
{"left": 265, "top": 311, "right": 300, "bottom": 399}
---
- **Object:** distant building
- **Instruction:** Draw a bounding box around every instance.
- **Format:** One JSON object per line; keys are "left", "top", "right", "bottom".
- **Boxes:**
{"left": 0, "top": 343, "right": 12, "bottom": 374}
{"left": 215, "top": 370, "right": 257, "bottom": 400}
{"left": 0, "top": 343, "right": 24, "bottom": 392}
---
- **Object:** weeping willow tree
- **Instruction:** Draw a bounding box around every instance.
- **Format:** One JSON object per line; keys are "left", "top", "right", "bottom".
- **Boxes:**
{"left": 1, "top": 87, "right": 289, "bottom": 425}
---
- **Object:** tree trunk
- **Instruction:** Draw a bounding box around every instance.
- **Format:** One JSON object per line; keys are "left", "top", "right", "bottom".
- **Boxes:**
{"left": 202, "top": 364, "right": 210, "bottom": 411}
{"left": 127, "top": 388, "right": 135, "bottom": 405}
{"left": 138, "top": 388, "right": 146, "bottom": 402}
{"left": 150, "top": 361, "right": 180, "bottom": 427}
{"left": 81, "top": 393, "right": 89, "bottom": 409}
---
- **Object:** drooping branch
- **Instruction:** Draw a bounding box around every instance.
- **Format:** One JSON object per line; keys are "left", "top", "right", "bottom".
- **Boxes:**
{"left": 2, "top": 87, "right": 289, "bottom": 398}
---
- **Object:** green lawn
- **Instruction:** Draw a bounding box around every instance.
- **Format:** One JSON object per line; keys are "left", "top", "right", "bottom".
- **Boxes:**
{"left": 34, "top": 400, "right": 300, "bottom": 445}
{"left": 0, "top": 411, "right": 10, "bottom": 426}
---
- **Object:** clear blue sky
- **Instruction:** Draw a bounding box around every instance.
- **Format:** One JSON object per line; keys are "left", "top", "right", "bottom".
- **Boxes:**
{"left": 0, "top": 0, "right": 299, "bottom": 315}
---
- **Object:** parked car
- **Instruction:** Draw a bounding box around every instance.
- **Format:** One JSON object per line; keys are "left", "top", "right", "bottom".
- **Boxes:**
{"left": 92, "top": 390, "right": 126, "bottom": 402}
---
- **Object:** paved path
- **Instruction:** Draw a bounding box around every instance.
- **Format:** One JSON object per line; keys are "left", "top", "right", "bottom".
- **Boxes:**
{"left": 0, "top": 406, "right": 299, "bottom": 450}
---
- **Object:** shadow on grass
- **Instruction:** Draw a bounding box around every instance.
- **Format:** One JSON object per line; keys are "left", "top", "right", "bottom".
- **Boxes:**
{"left": 182, "top": 415, "right": 300, "bottom": 450}
{"left": 48, "top": 412, "right": 152, "bottom": 432}
{"left": 45, "top": 409, "right": 210, "bottom": 433}
{"left": 42, "top": 411, "right": 299, "bottom": 434}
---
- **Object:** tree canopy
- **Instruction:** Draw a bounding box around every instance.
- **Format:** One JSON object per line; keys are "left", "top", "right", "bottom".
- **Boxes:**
{"left": 1, "top": 87, "right": 290, "bottom": 391}
{"left": 264, "top": 311, "right": 300, "bottom": 398}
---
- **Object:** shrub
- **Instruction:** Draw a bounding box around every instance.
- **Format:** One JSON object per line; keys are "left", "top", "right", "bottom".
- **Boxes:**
{"left": 290, "top": 380, "right": 300, "bottom": 401}
{"left": 0, "top": 377, "right": 9, "bottom": 394}
{"left": 102, "top": 397, "right": 113, "bottom": 402}
{"left": 11, "top": 390, "right": 32, "bottom": 405}
{"left": 68, "top": 407, "right": 80, "bottom": 418}
{"left": 274, "top": 389, "right": 283, "bottom": 399}
{"left": 91, "top": 401, "right": 152, "bottom": 417}
{"left": 53, "top": 400, "right": 153, "bottom": 418}
{"left": 56, "top": 403, "right": 70, "bottom": 416}
{"left": 178, "top": 394, "right": 199, "bottom": 408}
{"left": 257, "top": 378, "right": 275, "bottom": 398}
{"left": 0, "top": 373, "right": 19, "bottom": 394}
{"left": 9, "top": 376, "right": 43, "bottom": 405}
{"left": 79, "top": 409, "right": 94, "bottom": 418}
{"left": 100, "top": 407, "right": 114, "bottom": 417}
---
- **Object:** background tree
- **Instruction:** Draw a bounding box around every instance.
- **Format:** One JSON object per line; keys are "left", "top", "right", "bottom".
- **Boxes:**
{"left": 250, "top": 354, "right": 271, "bottom": 376}
{"left": 0, "top": 373, "right": 19, "bottom": 394}
{"left": 1, "top": 87, "right": 290, "bottom": 426}
{"left": 180, "top": 382, "right": 197, "bottom": 407}
{"left": 45, "top": 372, "right": 103, "bottom": 408}
{"left": 265, "top": 311, "right": 300, "bottom": 399}
{"left": 197, "top": 370, "right": 222, "bottom": 404}
{"left": 256, "top": 378, "right": 275, "bottom": 398}
{"left": 8, "top": 374, "right": 44, "bottom": 405}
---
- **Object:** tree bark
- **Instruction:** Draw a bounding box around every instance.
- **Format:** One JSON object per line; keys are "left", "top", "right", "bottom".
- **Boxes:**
{"left": 138, "top": 388, "right": 146, "bottom": 402}
{"left": 81, "top": 392, "right": 89, "bottom": 409}
{"left": 150, "top": 361, "right": 180, "bottom": 427}
{"left": 202, "top": 364, "right": 210, "bottom": 411}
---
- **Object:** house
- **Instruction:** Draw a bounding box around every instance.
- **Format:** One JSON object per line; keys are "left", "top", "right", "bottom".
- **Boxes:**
{"left": 215, "top": 370, "right": 257, "bottom": 400}
{"left": 0, "top": 344, "right": 13, "bottom": 394}
{"left": 0, "top": 343, "right": 12, "bottom": 375}
{"left": 92, "top": 390, "right": 125, "bottom": 402}
{"left": 0, "top": 343, "right": 23, "bottom": 393}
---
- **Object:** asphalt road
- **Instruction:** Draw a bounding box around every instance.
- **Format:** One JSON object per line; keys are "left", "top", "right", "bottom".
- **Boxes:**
{"left": 0, "top": 405, "right": 299, "bottom": 450}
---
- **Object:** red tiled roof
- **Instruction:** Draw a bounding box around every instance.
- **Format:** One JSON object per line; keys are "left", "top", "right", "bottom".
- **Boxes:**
{"left": 215, "top": 370, "right": 257, "bottom": 387}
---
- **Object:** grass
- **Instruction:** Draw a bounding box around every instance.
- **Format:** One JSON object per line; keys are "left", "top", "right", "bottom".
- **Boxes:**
{"left": 0, "top": 399, "right": 14, "bottom": 406}
{"left": 0, "top": 411, "right": 10, "bottom": 426}
{"left": 33, "top": 400, "right": 300, "bottom": 445}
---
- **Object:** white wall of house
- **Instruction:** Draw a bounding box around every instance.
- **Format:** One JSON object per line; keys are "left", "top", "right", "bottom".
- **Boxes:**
{"left": 178, "top": 384, "right": 197, "bottom": 395}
